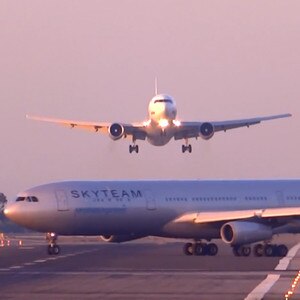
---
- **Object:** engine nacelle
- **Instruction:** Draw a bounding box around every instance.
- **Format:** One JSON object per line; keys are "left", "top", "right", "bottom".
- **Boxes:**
{"left": 100, "top": 234, "right": 143, "bottom": 243}
{"left": 199, "top": 122, "right": 214, "bottom": 140}
{"left": 220, "top": 221, "right": 273, "bottom": 246}
{"left": 108, "top": 123, "right": 125, "bottom": 140}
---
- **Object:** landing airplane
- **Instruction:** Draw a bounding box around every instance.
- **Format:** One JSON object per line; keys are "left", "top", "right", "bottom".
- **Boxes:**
{"left": 27, "top": 89, "right": 291, "bottom": 153}
{"left": 5, "top": 179, "right": 300, "bottom": 257}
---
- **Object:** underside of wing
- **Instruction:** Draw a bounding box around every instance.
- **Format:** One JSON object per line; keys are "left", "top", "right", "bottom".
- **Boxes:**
{"left": 26, "top": 115, "right": 147, "bottom": 140}
{"left": 174, "top": 113, "right": 291, "bottom": 141}
{"left": 174, "top": 207, "right": 300, "bottom": 224}
{"left": 212, "top": 113, "right": 292, "bottom": 132}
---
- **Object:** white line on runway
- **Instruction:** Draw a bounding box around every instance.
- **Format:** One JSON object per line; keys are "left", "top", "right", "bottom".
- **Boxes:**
{"left": 245, "top": 242, "right": 300, "bottom": 300}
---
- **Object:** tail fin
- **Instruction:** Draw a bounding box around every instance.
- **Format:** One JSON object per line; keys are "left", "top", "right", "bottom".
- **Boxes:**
{"left": 155, "top": 77, "right": 158, "bottom": 95}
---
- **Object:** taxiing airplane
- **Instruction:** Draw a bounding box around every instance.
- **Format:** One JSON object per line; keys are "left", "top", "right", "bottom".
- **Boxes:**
{"left": 27, "top": 90, "right": 291, "bottom": 153}
{"left": 4, "top": 179, "right": 300, "bottom": 257}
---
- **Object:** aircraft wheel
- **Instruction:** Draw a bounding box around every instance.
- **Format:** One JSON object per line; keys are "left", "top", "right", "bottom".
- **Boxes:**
{"left": 129, "top": 145, "right": 133, "bottom": 153}
{"left": 195, "top": 243, "right": 207, "bottom": 256}
{"left": 47, "top": 245, "right": 54, "bottom": 255}
{"left": 207, "top": 243, "right": 218, "bottom": 256}
{"left": 264, "top": 244, "right": 276, "bottom": 257}
{"left": 53, "top": 245, "right": 60, "bottom": 255}
{"left": 183, "top": 242, "right": 194, "bottom": 256}
{"left": 182, "top": 145, "right": 186, "bottom": 153}
{"left": 254, "top": 244, "right": 264, "bottom": 257}
{"left": 232, "top": 246, "right": 241, "bottom": 257}
{"left": 188, "top": 145, "right": 192, "bottom": 153}
{"left": 48, "top": 244, "right": 60, "bottom": 255}
{"left": 277, "top": 244, "right": 288, "bottom": 257}
{"left": 241, "top": 246, "right": 251, "bottom": 257}
{"left": 135, "top": 145, "right": 139, "bottom": 153}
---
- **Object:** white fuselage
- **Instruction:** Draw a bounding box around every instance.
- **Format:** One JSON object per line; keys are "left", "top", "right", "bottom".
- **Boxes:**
{"left": 5, "top": 179, "right": 300, "bottom": 241}
{"left": 145, "top": 94, "right": 179, "bottom": 146}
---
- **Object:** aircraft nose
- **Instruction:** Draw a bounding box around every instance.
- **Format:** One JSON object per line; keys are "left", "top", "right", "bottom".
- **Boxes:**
{"left": 4, "top": 203, "right": 21, "bottom": 224}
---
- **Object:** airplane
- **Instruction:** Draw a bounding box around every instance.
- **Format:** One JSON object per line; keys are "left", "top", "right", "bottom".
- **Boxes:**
{"left": 4, "top": 179, "right": 300, "bottom": 257}
{"left": 26, "top": 86, "right": 291, "bottom": 153}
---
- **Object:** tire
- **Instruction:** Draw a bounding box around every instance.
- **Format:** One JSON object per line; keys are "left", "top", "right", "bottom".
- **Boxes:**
{"left": 129, "top": 145, "right": 133, "bottom": 153}
{"left": 232, "top": 246, "right": 241, "bottom": 257}
{"left": 195, "top": 243, "right": 207, "bottom": 256}
{"left": 277, "top": 244, "right": 288, "bottom": 257}
{"left": 53, "top": 245, "right": 60, "bottom": 255}
{"left": 182, "top": 145, "right": 186, "bottom": 153}
{"left": 207, "top": 243, "right": 218, "bottom": 256}
{"left": 254, "top": 244, "right": 264, "bottom": 257}
{"left": 188, "top": 145, "right": 192, "bottom": 153}
{"left": 264, "top": 244, "right": 275, "bottom": 257}
{"left": 183, "top": 243, "right": 194, "bottom": 256}
{"left": 241, "top": 246, "right": 251, "bottom": 257}
{"left": 135, "top": 145, "right": 139, "bottom": 153}
{"left": 47, "top": 245, "right": 53, "bottom": 255}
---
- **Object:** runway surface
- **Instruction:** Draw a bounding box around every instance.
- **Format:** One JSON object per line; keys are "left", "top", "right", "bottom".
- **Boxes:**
{"left": 1, "top": 235, "right": 300, "bottom": 299}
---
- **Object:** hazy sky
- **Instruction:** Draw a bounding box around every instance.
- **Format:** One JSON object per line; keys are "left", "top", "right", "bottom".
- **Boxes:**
{"left": 1, "top": 0, "right": 300, "bottom": 199}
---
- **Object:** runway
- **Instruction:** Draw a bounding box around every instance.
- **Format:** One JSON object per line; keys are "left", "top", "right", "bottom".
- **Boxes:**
{"left": 1, "top": 235, "right": 300, "bottom": 299}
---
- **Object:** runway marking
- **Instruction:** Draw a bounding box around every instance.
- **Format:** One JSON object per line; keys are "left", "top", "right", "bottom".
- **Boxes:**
{"left": 23, "top": 262, "right": 35, "bottom": 266}
{"left": 245, "top": 242, "right": 300, "bottom": 300}
{"left": 9, "top": 266, "right": 23, "bottom": 269}
{"left": 34, "top": 259, "right": 47, "bottom": 263}
{"left": 0, "top": 248, "right": 100, "bottom": 272}
{"left": 0, "top": 270, "right": 295, "bottom": 276}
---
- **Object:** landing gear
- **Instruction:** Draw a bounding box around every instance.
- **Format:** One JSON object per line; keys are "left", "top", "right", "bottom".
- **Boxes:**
{"left": 129, "top": 144, "right": 139, "bottom": 153}
{"left": 232, "top": 245, "right": 251, "bottom": 257}
{"left": 183, "top": 242, "right": 218, "bottom": 256}
{"left": 262, "top": 243, "right": 288, "bottom": 257}
{"left": 233, "top": 243, "right": 289, "bottom": 257}
{"left": 182, "top": 139, "right": 192, "bottom": 153}
{"left": 46, "top": 232, "right": 60, "bottom": 255}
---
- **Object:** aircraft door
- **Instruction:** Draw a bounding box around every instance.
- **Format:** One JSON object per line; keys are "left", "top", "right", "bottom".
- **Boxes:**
{"left": 145, "top": 190, "right": 156, "bottom": 210}
{"left": 55, "top": 190, "right": 69, "bottom": 211}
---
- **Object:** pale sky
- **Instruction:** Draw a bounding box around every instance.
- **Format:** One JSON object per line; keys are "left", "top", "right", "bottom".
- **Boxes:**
{"left": 1, "top": 0, "right": 300, "bottom": 199}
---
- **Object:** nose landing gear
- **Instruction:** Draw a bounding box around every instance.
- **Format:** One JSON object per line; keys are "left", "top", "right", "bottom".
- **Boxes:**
{"left": 46, "top": 232, "right": 60, "bottom": 255}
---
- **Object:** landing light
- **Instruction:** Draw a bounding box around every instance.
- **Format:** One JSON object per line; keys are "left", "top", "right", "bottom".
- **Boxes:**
{"left": 159, "top": 119, "right": 169, "bottom": 128}
{"left": 143, "top": 120, "right": 151, "bottom": 127}
{"left": 173, "top": 120, "right": 181, "bottom": 127}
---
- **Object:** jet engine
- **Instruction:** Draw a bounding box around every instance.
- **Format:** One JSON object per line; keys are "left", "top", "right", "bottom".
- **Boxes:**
{"left": 100, "top": 234, "right": 144, "bottom": 243}
{"left": 199, "top": 122, "right": 214, "bottom": 140}
{"left": 220, "top": 221, "right": 273, "bottom": 246}
{"left": 108, "top": 123, "right": 125, "bottom": 140}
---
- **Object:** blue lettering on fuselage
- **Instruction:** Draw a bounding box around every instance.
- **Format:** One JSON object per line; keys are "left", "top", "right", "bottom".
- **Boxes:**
{"left": 70, "top": 189, "right": 142, "bottom": 200}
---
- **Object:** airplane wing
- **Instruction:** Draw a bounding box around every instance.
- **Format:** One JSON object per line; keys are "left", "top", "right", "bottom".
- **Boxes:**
{"left": 174, "top": 113, "right": 291, "bottom": 140}
{"left": 26, "top": 115, "right": 147, "bottom": 140}
{"left": 174, "top": 207, "right": 300, "bottom": 224}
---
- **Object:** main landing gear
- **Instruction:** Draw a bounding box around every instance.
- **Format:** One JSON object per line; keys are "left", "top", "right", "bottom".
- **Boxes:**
{"left": 129, "top": 139, "right": 139, "bottom": 153}
{"left": 46, "top": 232, "right": 60, "bottom": 255}
{"left": 129, "top": 144, "right": 139, "bottom": 153}
{"left": 183, "top": 242, "right": 218, "bottom": 256}
{"left": 232, "top": 243, "right": 288, "bottom": 257}
{"left": 182, "top": 139, "right": 192, "bottom": 153}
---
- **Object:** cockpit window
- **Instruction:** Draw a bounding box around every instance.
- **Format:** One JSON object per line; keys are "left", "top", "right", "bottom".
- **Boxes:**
{"left": 30, "top": 197, "right": 39, "bottom": 202}
{"left": 16, "top": 196, "right": 39, "bottom": 202}
{"left": 154, "top": 99, "right": 173, "bottom": 104}
{"left": 16, "top": 197, "right": 25, "bottom": 202}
